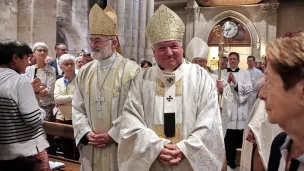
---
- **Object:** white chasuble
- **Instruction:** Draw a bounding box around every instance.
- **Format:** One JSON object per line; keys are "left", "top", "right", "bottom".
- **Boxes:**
{"left": 221, "top": 69, "right": 252, "bottom": 130}
{"left": 72, "top": 53, "right": 140, "bottom": 171}
{"left": 118, "top": 60, "right": 225, "bottom": 171}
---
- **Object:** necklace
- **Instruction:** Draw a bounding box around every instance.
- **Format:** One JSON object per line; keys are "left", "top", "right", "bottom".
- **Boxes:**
{"left": 94, "top": 53, "right": 118, "bottom": 111}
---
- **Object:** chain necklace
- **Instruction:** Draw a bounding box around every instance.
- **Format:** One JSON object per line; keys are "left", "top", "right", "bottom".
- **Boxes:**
{"left": 95, "top": 52, "right": 118, "bottom": 111}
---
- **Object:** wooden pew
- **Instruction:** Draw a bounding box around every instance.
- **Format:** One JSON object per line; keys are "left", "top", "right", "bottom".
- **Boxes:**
{"left": 43, "top": 121, "right": 74, "bottom": 139}
{"left": 43, "top": 121, "right": 80, "bottom": 171}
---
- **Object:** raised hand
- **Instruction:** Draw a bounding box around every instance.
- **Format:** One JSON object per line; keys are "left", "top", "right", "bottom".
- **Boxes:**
{"left": 31, "top": 77, "right": 41, "bottom": 93}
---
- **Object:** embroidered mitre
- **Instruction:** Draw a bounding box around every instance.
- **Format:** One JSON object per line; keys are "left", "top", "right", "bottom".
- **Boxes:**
{"left": 89, "top": 4, "right": 123, "bottom": 54}
{"left": 146, "top": 4, "right": 185, "bottom": 45}
{"left": 186, "top": 37, "right": 210, "bottom": 62}
{"left": 89, "top": 4, "right": 117, "bottom": 35}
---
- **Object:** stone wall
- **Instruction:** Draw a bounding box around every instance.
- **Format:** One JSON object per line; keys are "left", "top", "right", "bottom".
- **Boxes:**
{"left": 185, "top": 2, "right": 279, "bottom": 61}
{"left": 277, "top": 3, "right": 304, "bottom": 37}
{"left": 56, "top": 0, "right": 89, "bottom": 56}
{"left": 0, "top": 0, "right": 18, "bottom": 40}
{"left": 32, "top": 0, "right": 57, "bottom": 57}
{"left": 16, "top": 0, "right": 57, "bottom": 57}
{"left": 0, "top": 0, "right": 88, "bottom": 58}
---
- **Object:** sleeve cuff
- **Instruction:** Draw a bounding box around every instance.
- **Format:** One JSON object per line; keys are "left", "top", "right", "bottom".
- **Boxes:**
{"left": 75, "top": 125, "right": 92, "bottom": 146}
{"left": 108, "top": 126, "right": 120, "bottom": 143}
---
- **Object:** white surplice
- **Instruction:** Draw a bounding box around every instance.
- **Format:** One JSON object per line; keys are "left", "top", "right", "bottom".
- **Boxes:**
{"left": 210, "top": 72, "right": 233, "bottom": 136}
{"left": 240, "top": 99, "right": 282, "bottom": 171}
{"left": 247, "top": 67, "right": 263, "bottom": 111}
{"left": 118, "top": 60, "right": 225, "bottom": 171}
{"left": 72, "top": 52, "right": 140, "bottom": 171}
{"left": 221, "top": 68, "right": 252, "bottom": 130}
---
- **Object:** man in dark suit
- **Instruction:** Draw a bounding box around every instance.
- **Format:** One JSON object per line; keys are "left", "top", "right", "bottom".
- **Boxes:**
{"left": 48, "top": 43, "right": 67, "bottom": 79}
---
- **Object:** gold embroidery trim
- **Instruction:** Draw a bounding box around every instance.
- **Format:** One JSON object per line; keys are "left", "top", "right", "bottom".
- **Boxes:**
{"left": 152, "top": 123, "right": 182, "bottom": 144}
{"left": 155, "top": 78, "right": 183, "bottom": 96}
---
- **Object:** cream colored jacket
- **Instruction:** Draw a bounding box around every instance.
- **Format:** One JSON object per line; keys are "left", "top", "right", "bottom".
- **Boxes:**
{"left": 54, "top": 76, "right": 76, "bottom": 121}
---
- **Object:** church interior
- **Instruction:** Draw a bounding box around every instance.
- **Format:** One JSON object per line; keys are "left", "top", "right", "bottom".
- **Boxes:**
{"left": 1, "top": 0, "right": 303, "bottom": 69}
{"left": 0, "top": 0, "right": 303, "bottom": 170}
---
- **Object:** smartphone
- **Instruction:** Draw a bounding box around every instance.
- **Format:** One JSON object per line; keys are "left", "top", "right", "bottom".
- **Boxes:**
{"left": 34, "top": 68, "right": 38, "bottom": 78}
{"left": 164, "top": 113, "right": 175, "bottom": 138}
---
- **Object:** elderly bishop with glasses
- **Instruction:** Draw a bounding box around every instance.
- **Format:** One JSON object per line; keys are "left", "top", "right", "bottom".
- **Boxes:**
{"left": 72, "top": 4, "right": 140, "bottom": 171}
{"left": 118, "top": 5, "right": 225, "bottom": 171}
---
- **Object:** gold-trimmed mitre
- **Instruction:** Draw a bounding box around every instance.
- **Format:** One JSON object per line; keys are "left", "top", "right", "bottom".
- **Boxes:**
{"left": 146, "top": 4, "right": 185, "bottom": 45}
{"left": 89, "top": 4, "right": 117, "bottom": 35}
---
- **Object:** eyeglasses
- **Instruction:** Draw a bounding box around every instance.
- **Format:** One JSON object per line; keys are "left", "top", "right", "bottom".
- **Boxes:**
{"left": 88, "top": 38, "right": 113, "bottom": 45}
{"left": 62, "top": 63, "right": 75, "bottom": 67}
{"left": 36, "top": 49, "right": 48, "bottom": 53}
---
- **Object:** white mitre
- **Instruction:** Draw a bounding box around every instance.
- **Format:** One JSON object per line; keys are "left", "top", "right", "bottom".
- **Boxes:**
{"left": 185, "top": 37, "right": 210, "bottom": 62}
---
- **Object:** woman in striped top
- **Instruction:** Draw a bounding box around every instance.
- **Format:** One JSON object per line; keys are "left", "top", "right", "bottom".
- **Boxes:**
{"left": 0, "top": 39, "right": 50, "bottom": 171}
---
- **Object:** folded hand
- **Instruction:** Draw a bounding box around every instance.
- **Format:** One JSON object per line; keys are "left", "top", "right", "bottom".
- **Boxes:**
{"left": 159, "top": 143, "right": 183, "bottom": 166}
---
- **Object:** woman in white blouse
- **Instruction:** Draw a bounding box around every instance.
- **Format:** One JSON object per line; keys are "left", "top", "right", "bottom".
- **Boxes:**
{"left": 24, "top": 42, "right": 56, "bottom": 155}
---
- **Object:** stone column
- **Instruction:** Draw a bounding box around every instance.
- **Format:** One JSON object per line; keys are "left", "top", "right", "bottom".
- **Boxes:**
{"left": 116, "top": 0, "right": 125, "bottom": 56}
{"left": 71, "top": 0, "right": 89, "bottom": 54}
{"left": 131, "top": 0, "right": 139, "bottom": 61}
{"left": 17, "top": 0, "right": 57, "bottom": 57}
{"left": 259, "top": 3, "right": 279, "bottom": 60}
{"left": 0, "top": 0, "right": 18, "bottom": 39}
{"left": 138, "top": 0, "right": 147, "bottom": 62}
{"left": 144, "top": 0, "right": 154, "bottom": 62}
{"left": 123, "top": 0, "right": 133, "bottom": 59}
{"left": 185, "top": 0, "right": 198, "bottom": 46}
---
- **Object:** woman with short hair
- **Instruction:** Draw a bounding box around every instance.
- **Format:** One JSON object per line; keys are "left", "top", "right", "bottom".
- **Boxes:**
{"left": 24, "top": 42, "right": 56, "bottom": 155}
{"left": 54, "top": 54, "right": 77, "bottom": 159}
{"left": 0, "top": 39, "right": 50, "bottom": 171}
{"left": 259, "top": 32, "right": 304, "bottom": 170}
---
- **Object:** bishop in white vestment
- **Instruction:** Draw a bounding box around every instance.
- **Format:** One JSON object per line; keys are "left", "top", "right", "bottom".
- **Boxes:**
{"left": 72, "top": 4, "right": 140, "bottom": 171}
{"left": 118, "top": 5, "right": 225, "bottom": 171}
{"left": 185, "top": 37, "right": 233, "bottom": 136}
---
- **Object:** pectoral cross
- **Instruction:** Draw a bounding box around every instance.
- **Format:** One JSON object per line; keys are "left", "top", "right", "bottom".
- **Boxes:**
{"left": 95, "top": 92, "right": 105, "bottom": 111}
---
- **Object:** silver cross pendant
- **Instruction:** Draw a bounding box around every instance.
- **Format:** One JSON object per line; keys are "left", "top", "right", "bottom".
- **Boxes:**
{"left": 95, "top": 92, "right": 105, "bottom": 111}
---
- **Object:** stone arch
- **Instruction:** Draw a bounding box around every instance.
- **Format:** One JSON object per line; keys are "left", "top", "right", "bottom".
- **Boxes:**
{"left": 56, "top": 17, "right": 85, "bottom": 56}
{"left": 199, "top": 10, "right": 260, "bottom": 58}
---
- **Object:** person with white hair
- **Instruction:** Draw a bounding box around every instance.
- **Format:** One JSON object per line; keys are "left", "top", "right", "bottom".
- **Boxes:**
{"left": 24, "top": 42, "right": 56, "bottom": 155}
{"left": 72, "top": 4, "right": 140, "bottom": 171}
{"left": 75, "top": 56, "right": 84, "bottom": 74}
{"left": 54, "top": 54, "right": 77, "bottom": 159}
{"left": 118, "top": 5, "right": 224, "bottom": 171}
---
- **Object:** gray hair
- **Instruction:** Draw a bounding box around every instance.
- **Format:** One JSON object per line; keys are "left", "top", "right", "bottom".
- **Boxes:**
{"left": 75, "top": 56, "right": 83, "bottom": 62}
{"left": 32, "top": 42, "right": 49, "bottom": 53}
{"left": 59, "top": 54, "right": 75, "bottom": 65}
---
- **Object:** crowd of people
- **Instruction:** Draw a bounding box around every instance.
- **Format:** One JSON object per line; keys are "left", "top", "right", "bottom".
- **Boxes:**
{"left": 0, "top": 3, "right": 303, "bottom": 171}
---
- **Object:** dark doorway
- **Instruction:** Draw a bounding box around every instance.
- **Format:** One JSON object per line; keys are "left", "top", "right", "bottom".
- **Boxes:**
{"left": 88, "top": 0, "right": 107, "bottom": 10}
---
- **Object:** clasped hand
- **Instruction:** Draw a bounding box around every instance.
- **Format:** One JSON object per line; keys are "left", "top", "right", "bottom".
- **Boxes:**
{"left": 159, "top": 143, "right": 183, "bottom": 166}
{"left": 227, "top": 72, "right": 236, "bottom": 84}
{"left": 216, "top": 80, "right": 224, "bottom": 93}
{"left": 87, "top": 132, "right": 113, "bottom": 148}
